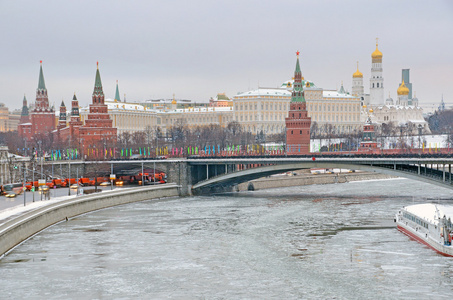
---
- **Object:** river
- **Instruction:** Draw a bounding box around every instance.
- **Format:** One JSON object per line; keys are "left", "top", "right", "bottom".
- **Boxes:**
{"left": 1, "top": 178, "right": 453, "bottom": 299}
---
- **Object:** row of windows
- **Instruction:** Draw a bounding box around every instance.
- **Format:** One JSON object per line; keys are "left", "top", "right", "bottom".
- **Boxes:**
{"left": 371, "top": 82, "right": 383, "bottom": 88}
{"left": 403, "top": 212, "right": 429, "bottom": 229}
{"left": 311, "top": 114, "right": 359, "bottom": 122}
{"left": 235, "top": 103, "right": 290, "bottom": 111}
{"left": 308, "top": 103, "right": 359, "bottom": 112}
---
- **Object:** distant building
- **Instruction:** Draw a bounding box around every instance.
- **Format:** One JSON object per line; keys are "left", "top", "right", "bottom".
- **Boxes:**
{"left": 209, "top": 93, "right": 233, "bottom": 107}
{"left": 233, "top": 87, "right": 291, "bottom": 134}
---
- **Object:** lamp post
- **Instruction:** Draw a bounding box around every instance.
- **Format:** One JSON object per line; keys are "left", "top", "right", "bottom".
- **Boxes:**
{"left": 418, "top": 124, "right": 423, "bottom": 154}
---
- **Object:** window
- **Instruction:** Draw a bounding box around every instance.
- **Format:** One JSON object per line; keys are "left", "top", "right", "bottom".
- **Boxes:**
{"left": 377, "top": 83, "right": 379, "bottom": 88}
{"left": 372, "top": 83, "right": 375, "bottom": 88}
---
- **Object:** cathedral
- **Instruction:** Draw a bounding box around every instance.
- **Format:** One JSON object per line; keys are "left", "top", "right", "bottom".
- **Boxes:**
{"left": 352, "top": 41, "right": 429, "bottom": 134}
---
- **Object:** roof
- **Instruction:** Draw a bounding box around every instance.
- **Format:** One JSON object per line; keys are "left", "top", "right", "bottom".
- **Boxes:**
{"left": 157, "top": 106, "right": 232, "bottom": 114}
{"left": 38, "top": 62, "right": 46, "bottom": 90}
{"left": 322, "top": 90, "right": 356, "bottom": 99}
{"left": 403, "top": 203, "right": 453, "bottom": 225}
{"left": 93, "top": 63, "right": 104, "bottom": 96}
{"left": 235, "top": 88, "right": 291, "bottom": 98}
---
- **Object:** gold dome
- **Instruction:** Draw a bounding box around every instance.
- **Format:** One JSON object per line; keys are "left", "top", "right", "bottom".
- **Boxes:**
{"left": 353, "top": 61, "right": 363, "bottom": 78}
{"left": 397, "top": 79, "right": 410, "bottom": 96}
{"left": 371, "top": 39, "right": 383, "bottom": 60}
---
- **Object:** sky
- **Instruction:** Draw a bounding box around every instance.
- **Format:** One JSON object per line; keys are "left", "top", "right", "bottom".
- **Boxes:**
{"left": 1, "top": 0, "right": 452, "bottom": 111}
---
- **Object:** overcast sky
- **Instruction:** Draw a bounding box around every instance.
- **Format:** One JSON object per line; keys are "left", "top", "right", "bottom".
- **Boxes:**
{"left": 1, "top": 0, "right": 452, "bottom": 111}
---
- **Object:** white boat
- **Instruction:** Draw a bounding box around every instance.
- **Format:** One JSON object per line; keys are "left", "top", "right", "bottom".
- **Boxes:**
{"left": 395, "top": 203, "right": 453, "bottom": 256}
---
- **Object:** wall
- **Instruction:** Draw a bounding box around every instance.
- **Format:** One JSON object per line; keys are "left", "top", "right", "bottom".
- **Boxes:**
{"left": 238, "top": 172, "right": 394, "bottom": 191}
{"left": 0, "top": 184, "right": 180, "bottom": 257}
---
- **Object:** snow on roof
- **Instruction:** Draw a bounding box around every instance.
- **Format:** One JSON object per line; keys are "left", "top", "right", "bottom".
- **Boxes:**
{"left": 322, "top": 90, "right": 356, "bottom": 98}
{"left": 404, "top": 203, "right": 453, "bottom": 225}
{"left": 235, "top": 88, "right": 291, "bottom": 98}
{"left": 156, "top": 107, "right": 232, "bottom": 114}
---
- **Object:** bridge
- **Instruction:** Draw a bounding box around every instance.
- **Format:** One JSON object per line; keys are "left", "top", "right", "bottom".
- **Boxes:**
{"left": 40, "top": 155, "right": 453, "bottom": 195}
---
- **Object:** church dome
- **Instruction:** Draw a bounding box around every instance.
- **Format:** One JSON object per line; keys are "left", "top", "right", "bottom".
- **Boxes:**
{"left": 353, "top": 62, "right": 363, "bottom": 78}
{"left": 371, "top": 43, "right": 383, "bottom": 59}
{"left": 397, "top": 80, "right": 410, "bottom": 96}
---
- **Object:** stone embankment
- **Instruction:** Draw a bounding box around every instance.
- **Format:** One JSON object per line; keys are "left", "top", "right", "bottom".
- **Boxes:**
{"left": 238, "top": 171, "right": 395, "bottom": 191}
{"left": 0, "top": 184, "right": 179, "bottom": 257}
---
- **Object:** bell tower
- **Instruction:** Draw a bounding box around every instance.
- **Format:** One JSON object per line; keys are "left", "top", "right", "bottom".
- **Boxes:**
{"left": 370, "top": 39, "right": 384, "bottom": 106}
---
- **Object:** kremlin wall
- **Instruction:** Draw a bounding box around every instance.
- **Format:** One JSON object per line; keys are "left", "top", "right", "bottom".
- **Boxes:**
{"left": 10, "top": 42, "right": 430, "bottom": 152}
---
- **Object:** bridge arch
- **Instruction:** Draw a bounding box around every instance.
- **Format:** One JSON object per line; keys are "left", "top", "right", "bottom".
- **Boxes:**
{"left": 192, "top": 161, "right": 453, "bottom": 193}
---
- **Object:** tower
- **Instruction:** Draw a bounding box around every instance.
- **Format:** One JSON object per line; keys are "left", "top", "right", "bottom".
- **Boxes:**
{"left": 68, "top": 93, "right": 83, "bottom": 144}
{"left": 370, "top": 39, "right": 384, "bottom": 106}
{"left": 18, "top": 95, "right": 32, "bottom": 140}
{"left": 352, "top": 61, "right": 364, "bottom": 99}
{"left": 19, "top": 95, "right": 30, "bottom": 124}
{"left": 114, "top": 80, "right": 121, "bottom": 102}
{"left": 30, "top": 60, "right": 55, "bottom": 137}
{"left": 397, "top": 79, "right": 410, "bottom": 106}
{"left": 58, "top": 100, "right": 66, "bottom": 130}
{"left": 79, "top": 62, "right": 117, "bottom": 157}
{"left": 285, "top": 51, "right": 311, "bottom": 155}
{"left": 401, "top": 69, "right": 412, "bottom": 99}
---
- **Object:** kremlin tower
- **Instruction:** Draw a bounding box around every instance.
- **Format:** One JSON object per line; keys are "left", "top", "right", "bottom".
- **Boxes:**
{"left": 285, "top": 51, "right": 311, "bottom": 155}
{"left": 78, "top": 62, "right": 117, "bottom": 155}
{"left": 58, "top": 100, "right": 66, "bottom": 130}
{"left": 68, "top": 93, "right": 83, "bottom": 144}
{"left": 29, "top": 61, "right": 56, "bottom": 138}
{"left": 17, "top": 95, "right": 32, "bottom": 140}
{"left": 369, "top": 39, "right": 384, "bottom": 106}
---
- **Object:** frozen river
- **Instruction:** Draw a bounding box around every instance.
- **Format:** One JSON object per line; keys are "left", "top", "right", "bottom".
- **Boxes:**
{"left": 1, "top": 178, "right": 453, "bottom": 299}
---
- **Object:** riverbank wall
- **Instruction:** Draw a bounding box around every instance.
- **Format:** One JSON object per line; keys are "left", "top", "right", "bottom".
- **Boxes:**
{"left": 238, "top": 171, "right": 395, "bottom": 191}
{"left": 0, "top": 184, "right": 179, "bottom": 257}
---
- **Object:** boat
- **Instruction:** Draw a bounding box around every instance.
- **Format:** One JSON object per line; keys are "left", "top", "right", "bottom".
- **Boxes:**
{"left": 395, "top": 203, "right": 453, "bottom": 256}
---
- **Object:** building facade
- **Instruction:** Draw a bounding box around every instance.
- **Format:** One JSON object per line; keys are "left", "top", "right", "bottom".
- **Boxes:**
{"left": 233, "top": 87, "right": 291, "bottom": 135}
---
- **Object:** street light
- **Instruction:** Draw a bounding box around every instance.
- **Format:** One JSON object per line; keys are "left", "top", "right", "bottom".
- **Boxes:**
{"left": 418, "top": 124, "right": 423, "bottom": 154}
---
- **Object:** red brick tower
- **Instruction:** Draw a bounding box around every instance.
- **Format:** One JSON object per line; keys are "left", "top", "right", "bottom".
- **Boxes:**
{"left": 30, "top": 61, "right": 55, "bottom": 137}
{"left": 18, "top": 95, "right": 32, "bottom": 140}
{"left": 57, "top": 100, "right": 66, "bottom": 130}
{"left": 285, "top": 51, "right": 311, "bottom": 155}
{"left": 79, "top": 62, "right": 117, "bottom": 154}
{"left": 68, "top": 93, "right": 83, "bottom": 144}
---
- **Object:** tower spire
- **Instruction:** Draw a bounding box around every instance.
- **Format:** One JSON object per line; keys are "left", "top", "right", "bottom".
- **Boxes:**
{"left": 93, "top": 61, "right": 104, "bottom": 97}
{"left": 38, "top": 60, "right": 46, "bottom": 90}
{"left": 291, "top": 51, "right": 305, "bottom": 103}
{"left": 114, "top": 80, "right": 121, "bottom": 102}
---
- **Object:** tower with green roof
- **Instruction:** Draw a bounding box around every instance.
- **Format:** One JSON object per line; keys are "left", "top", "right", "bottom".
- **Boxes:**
{"left": 29, "top": 60, "right": 55, "bottom": 137}
{"left": 114, "top": 80, "right": 121, "bottom": 102}
{"left": 19, "top": 95, "right": 30, "bottom": 124}
{"left": 285, "top": 51, "right": 312, "bottom": 155}
{"left": 79, "top": 62, "right": 117, "bottom": 153}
